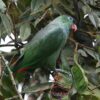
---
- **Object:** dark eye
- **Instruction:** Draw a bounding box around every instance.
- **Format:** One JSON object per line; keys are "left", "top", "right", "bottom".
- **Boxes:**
{"left": 68, "top": 16, "right": 73, "bottom": 20}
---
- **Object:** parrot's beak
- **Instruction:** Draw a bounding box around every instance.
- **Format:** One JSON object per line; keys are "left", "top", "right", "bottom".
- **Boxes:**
{"left": 71, "top": 24, "right": 77, "bottom": 32}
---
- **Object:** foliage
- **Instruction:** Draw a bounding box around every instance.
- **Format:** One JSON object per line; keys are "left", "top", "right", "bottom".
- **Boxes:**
{"left": 0, "top": 0, "right": 100, "bottom": 100}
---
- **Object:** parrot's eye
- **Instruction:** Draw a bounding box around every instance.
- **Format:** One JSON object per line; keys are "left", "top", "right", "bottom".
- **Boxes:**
{"left": 68, "top": 16, "right": 73, "bottom": 21}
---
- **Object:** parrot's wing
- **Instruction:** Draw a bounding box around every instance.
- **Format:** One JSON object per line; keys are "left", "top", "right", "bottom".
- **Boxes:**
{"left": 12, "top": 23, "right": 67, "bottom": 73}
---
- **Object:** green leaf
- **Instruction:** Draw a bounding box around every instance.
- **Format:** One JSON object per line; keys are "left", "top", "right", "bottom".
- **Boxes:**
{"left": 96, "top": 67, "right": 100, "bottom": 73}
{"left": 82, "top": 3, "right": 100, "bottom": 28}
{"left": 77, "top": 91, "right": 100, "bottom": 100}
{"left": 83, "top": 48, "right": 100, "bottom": 61}
{"left": 1, "top": 74, "right": 17, "bottom": 98}
{"left": 79, "top": 83, "right": 100, "bottom": 100}
{"left": 96, "top": 61, "right": 100, "bottom": 67}
{"left": 31, "top": 0, "right": 44, "bottom": 12}
{"left": 82, "top": 5, "right": 91, "bottom": 14}
{"left": 78, "top": 49, "right": 87, "bottom": 57}
{"left": 20, "top": 22, "right": 31, "bottom": 41}
{"left": 0, "top": 13, "right": 13, "bottom": 35}
{"left": 0, "top": 23, "right": 7, "bottom": 41}
{"left": 0, "top": 0, "right": 6, "bottom": 13}
{"left": 17, "top": 0, "right": 31, "bottom": 11}
{"left": 71, "top": 53, "right": 88, "bottom": 93}
{"left": 31, "top": 0, "right": 50, "bottom": 14}
{"left": 88, "top": 12, "right": 100, "bottom": 28}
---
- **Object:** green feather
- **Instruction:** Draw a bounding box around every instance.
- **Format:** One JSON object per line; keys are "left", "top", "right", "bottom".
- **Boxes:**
{"left": 11, "top": 15, "right": 74, "bottom": 73}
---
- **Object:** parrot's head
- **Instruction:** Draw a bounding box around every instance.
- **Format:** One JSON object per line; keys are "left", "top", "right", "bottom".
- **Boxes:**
{"left": 58, "top": 15, "right": 77, "bottom": 32}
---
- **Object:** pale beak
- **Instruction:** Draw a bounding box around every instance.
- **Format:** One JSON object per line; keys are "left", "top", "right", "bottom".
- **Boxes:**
{"left": 71, "top": 24, "right": 77, "bottom": 32}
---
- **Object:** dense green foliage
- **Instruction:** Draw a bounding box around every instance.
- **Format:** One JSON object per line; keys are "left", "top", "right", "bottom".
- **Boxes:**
{"left": 0, "top": 0, "right": 100, "bottom": 100}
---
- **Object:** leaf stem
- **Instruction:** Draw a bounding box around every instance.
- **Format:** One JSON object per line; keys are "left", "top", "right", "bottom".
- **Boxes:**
{"left": 0, "top": 44, "right": 15, "bottom": 47}
{"left": 1, "top": 55, "right": 23, "bottom": 100}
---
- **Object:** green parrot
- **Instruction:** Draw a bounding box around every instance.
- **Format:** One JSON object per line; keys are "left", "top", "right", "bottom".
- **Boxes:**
{"left": 1, "top": 15, "right": 77, "bottom": 98}
{"left": 11, "top": 15, "right": 77, "bottom": 74}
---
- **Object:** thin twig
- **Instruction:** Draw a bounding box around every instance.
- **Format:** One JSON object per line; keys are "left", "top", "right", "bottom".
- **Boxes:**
{"left": 0, "top": 43, "right": 24, "bottom": 48}
{"left": 1, "top": 55, "right": 23, "bottom": 100}
{"left": 0, "top": 44, "right": 15, "bottom": 47}
{"left": 9, "top": 35, "right": 15, "bottom": 42}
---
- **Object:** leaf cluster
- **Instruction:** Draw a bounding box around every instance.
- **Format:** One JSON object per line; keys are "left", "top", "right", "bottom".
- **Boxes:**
{"left": 0, "top": 0, "right": 100, "bottom": 100}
